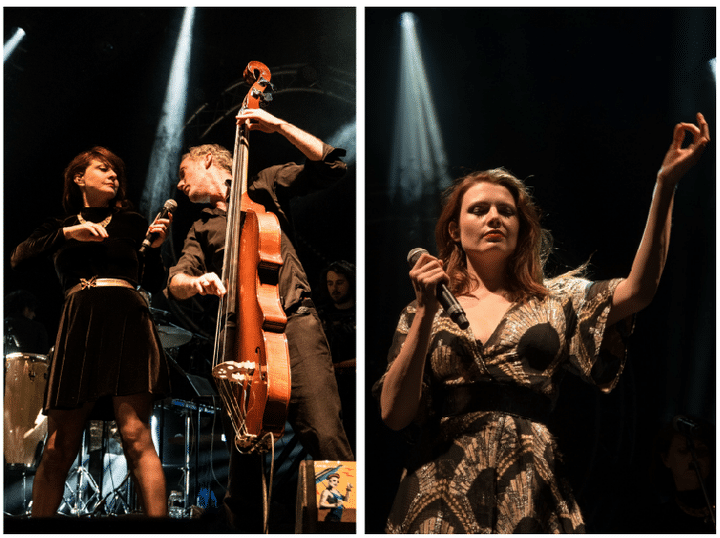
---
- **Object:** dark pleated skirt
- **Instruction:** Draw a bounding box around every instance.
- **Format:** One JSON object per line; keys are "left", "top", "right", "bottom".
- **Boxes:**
{"left": 45, "top": 286, "right": 170, "bottom": 420}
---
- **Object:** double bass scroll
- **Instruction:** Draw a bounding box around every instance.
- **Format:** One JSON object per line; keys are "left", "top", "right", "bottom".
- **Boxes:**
{"left": 212, "top": 61, "right": 291, "bottom": 454}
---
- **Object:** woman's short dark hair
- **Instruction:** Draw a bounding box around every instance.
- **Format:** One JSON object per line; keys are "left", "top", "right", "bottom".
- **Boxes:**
{"left": 62, "top": 146, "right": 129, "bottom": 214}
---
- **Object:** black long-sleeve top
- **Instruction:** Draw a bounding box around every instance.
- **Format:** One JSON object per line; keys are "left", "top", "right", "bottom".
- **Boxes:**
{"left": 11, "top": 207, "right": 166, "bottom": 294}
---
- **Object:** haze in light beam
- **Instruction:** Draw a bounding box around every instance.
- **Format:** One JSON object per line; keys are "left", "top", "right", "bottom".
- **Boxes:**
{"left": 141, "top": 8, "right": 195, "bottom": 219}
{"left": 389, "top": 13, "right": 451, "bottom": 203}
{"left": 4, "top": 28, "right": 26, "bottom": 63}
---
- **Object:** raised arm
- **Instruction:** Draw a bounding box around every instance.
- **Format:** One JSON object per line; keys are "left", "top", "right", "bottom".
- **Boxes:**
{"left": 607, "top": 113, "right": 710, "bottom": 326}
{"left": 379, "top": 252, "right": 447, "bottom": 431}
{"left": 237, "top": 108, "right": 325, "bottom": 161}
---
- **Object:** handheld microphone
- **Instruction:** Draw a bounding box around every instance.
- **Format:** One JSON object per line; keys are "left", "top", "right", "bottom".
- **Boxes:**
{"left": 673, "top": 415, "right": 700, "bottom": 437}
{"left": 407, "top": 248, "right": 469, "bottom": 330}
{"left": 139, "top": 199, "right": 177, "bottom": 254}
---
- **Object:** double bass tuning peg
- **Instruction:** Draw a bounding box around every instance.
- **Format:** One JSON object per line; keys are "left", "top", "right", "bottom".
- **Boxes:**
{"left": 251, "top": 86, "right": 273, "bottom": 104}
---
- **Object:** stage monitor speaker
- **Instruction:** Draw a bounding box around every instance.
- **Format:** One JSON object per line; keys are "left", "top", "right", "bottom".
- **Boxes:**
{"left": 295, "top": 459, "right": 356, "bottom": 534}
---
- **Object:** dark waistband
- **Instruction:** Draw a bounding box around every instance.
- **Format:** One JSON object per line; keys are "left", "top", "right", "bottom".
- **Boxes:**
{"left": 440, "top": 382, "right": 554, "bottom": 424}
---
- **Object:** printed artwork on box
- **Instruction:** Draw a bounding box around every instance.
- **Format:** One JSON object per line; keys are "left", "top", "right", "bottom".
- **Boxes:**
{"left": 314, "top": 460, "right": 356, "bottom": 522}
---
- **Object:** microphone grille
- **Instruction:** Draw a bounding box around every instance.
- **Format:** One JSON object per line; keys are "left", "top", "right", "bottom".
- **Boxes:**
{"left": 164, "top": 199, "right": 178, "bottom": 211}
{"left": 407, "top": 248, "right": 428, "bottom": 267}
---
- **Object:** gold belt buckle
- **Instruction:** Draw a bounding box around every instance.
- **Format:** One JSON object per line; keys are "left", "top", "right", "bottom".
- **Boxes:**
{"left": 79, "top": 276, "right": 98, "bottom": 290}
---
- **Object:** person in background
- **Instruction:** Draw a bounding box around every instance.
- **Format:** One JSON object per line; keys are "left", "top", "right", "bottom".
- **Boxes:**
{"left": 317, "top": 260, "right": 357, "bottom": 452}
{"left": 644, "top": 416, "right": 715, "bottom": 533}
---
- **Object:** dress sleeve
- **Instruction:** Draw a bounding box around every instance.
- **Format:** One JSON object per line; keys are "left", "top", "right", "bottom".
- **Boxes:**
{"left": 562, "top": 277, "right": 634, "bottom": 393}
{"left": 371, "top": 302, "right": 435, "bottom": 428}
{"left": 10, "top": 217, "right": 66, "bottom": 271}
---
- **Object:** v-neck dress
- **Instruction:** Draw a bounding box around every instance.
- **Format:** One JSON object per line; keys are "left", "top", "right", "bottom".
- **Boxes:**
{"left": 373, "top": 276, "right": 633, "bottom": 533}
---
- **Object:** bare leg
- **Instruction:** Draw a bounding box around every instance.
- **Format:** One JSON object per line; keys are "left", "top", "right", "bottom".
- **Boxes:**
{"left": 113, "top": 393, "right": 167, "bottom": 517}
{"left": 31, "top": 403, "right": 94, "bottom": 517}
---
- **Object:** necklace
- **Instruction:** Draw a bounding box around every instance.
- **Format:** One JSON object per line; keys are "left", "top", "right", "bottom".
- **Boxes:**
{"left": 77, "top": 212, "right": 112, "bottom": 228}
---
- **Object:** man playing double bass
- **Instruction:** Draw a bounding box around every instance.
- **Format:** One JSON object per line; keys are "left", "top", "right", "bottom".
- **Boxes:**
{"left": 166, "top": 107, "right": 353, "bottom": 531}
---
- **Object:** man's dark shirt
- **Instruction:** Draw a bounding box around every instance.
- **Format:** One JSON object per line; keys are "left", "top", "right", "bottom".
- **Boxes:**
{"left": 169, "top": 144, "right": 346, "bottom": 311}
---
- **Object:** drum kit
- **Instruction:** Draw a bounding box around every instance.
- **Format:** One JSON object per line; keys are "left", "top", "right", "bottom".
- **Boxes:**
{"left": 3, "top": 306, "right": 221, "bottom": 518}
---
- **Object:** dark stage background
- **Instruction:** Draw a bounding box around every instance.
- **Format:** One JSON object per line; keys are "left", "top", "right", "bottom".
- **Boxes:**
{"left": 3, "top": 6, "right": 355, "bottom": 528}
{"left": 365, "top": 7, "right": 715, "bottom": 534}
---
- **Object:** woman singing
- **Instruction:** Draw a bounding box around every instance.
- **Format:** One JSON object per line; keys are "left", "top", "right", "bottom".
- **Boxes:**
{"left": 11, "top": 146, "right": 172, "bottom": 517}
{"left": 374, "top": 113, "right": 709, "bottom": 533}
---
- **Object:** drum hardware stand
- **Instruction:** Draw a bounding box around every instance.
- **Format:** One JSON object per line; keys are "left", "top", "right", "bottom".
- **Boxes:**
{"left": 19, "top": 468, "right": 33, "bottom": 515}
{"left": 168, "top": 399, "right": 219, "bottom": 517}
{"left": 91, "top": 420, "right": 138, "bottom": 516}
{"left": 178, "top": 406, "right": 192, "bottom": 516}
{"left": 3, "top": 464, "right": 35, "bottom": 516}
{"left": 59, "top": 426, "right": 101, "bottom": 516}
{"left": 92, "top": 472, "right": 136, "bottom": 516}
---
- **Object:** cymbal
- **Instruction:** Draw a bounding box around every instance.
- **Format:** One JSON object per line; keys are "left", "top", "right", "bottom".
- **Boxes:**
{"left": 157, "top": 324, "right": 193, "bottom": 348}
{"left": 168, "top": 433, "right": 224, "bottom": 446}
{"left": 149, "top": 307, "right": 171, "bottom": 316}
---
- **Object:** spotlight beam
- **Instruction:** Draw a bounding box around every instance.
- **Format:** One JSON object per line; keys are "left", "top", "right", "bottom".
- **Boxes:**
{"left": 4, "top": 27, "right": 26, "bottom": 63}
{"left": 141, "top": 7, "right": 195, "bottom": 219}
{"left": 389, "top": 13, "right": 451, "bottom": 202}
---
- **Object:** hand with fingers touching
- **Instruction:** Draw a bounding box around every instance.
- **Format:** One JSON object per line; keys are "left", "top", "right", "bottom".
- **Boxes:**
{"left": 63, "top": 221, "right": 110, "bottom": 242}
{"left": 657, "top": 112, "right": 711, "bottom": 188}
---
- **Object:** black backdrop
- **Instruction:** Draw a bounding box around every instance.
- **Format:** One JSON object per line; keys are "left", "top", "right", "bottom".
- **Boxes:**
{"left": 364, "top": 7, "right": 715, "bottom": 533}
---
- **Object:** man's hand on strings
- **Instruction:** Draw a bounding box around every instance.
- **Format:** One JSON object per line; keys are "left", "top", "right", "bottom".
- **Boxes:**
{"left": 192, "top": 272, "right": 226, "bottom": 297}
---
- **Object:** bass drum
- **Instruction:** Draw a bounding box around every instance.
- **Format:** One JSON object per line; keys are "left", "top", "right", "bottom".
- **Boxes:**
{"left": 4, "top": 352, "right": 49, "bottom": 468}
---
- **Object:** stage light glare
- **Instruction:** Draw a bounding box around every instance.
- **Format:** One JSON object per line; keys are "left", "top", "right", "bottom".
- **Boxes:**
{"left": 3, "top": 27, "right": 26, "bottom": 63}
{"left": 710, "top": 58, "right": 716, "bottom": 83}
{"left": 328, "top": 120, "right": 357, "bottom": 165}
{"left": 389, "top": 14, "right": 451, "bottom": 202}
{"left": 400, "top": 12, "right": 415, "bottom": 29}
{"left": 141, "top": 7, "right": 196, "bottom": 219}
{"left": 151, "top": 414, "right": 160, "bottom": 453}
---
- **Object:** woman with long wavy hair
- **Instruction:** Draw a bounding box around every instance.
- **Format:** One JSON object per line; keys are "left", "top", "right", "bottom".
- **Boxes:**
{"left": 374, "top": 113, "right": 709, "bottom": 533}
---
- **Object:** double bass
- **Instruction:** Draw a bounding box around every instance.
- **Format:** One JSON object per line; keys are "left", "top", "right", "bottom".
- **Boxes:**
{"left": 211, "top": 61, "right": 291, "bottom": 454}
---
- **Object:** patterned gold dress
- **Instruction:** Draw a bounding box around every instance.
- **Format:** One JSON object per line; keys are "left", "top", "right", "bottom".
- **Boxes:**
{"left": 373, "top": 277, "right": 633, "bottom": 533}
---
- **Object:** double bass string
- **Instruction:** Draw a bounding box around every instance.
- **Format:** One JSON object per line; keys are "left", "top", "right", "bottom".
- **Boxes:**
{"left": 210, "top": 62, "right": 289, "bottom": 455}
{"left": 211, "top": 92, "right": 260, "bottom": 450}
{"left": 210, "top": 112, "right": 249, "bottom": 447}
